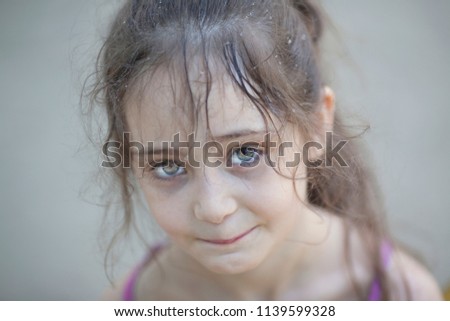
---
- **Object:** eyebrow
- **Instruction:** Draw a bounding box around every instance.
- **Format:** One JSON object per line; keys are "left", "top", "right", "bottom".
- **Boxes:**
{"left": 211, "top": 129, "right": 268, "bottom": 142}
{"left": 132, "top": 129, "right": 269, "bottom": 156}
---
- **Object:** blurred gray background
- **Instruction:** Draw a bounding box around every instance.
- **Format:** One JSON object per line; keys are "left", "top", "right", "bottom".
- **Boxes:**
{"left": 0, "top": 0, "right": 449, "bottom": 300}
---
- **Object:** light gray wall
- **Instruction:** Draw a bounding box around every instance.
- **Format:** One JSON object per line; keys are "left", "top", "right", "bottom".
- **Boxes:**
{"left": 0, "top": 0, "right": 448, "bottom": 299}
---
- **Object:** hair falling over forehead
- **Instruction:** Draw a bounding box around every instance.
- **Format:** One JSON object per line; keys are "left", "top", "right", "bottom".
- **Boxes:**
{"left": 86, "top": 0, "right": 394, "bottom": 299}
{"left": 101, "top": 0, "right": 325, "bottom": 136}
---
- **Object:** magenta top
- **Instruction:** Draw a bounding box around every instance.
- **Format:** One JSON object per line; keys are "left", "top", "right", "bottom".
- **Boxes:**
{"left": 122, "top": 241, "right": 393, "bottom": 301}
{"left": 122, "top": 244, "right": 164, "bottom": 301}
{"left": 367, "top": 240, "right": 393, "bottom": 300}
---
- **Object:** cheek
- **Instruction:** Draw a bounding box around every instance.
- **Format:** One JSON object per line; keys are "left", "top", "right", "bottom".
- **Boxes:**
{"left": 141, "top": 187, "right": 192, "bottom": 238}
{"left": 248, "top": 170, "right": 307, "bottom": 220}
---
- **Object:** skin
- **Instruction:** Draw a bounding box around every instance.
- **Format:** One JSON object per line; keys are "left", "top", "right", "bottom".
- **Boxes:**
{"left": 103, "top": 66, "right": 443, "bottom": 300}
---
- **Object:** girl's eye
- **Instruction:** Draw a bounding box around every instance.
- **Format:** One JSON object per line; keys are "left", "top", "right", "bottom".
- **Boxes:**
{"left": 150, "top": 160, "right": 186, "bottom": 180}
{"left": 230, "top": 146, "right": 262, "bottom": 168}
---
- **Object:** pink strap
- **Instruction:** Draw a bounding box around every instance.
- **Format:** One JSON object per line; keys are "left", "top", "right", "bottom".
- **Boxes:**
{"left": 367, "top": 241, "right": 392, "bottom": 300}
{"left": 122, "top": 263, "right": 144, "bottom": 301}
{"left": 122, "top": 245, "right": 164, "bottom": 301}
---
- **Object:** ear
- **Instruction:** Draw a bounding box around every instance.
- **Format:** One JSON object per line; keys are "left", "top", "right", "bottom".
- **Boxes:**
{"left": 308, "top": 86, "right": 336, "bottom": 160}
{"left": 319, "top": 86, "right": 335, "bottom": 133}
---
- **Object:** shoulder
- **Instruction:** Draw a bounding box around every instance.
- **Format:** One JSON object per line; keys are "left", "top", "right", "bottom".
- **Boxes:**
{"left": 101, "top": 246, "right": 170, "bottom": 300}
{"left": 100, "top": 265, "right": 142, "bottom": 300}
{"left": 100, "top": 275, "right": 129, "bottom": 300}
{"left": 337, "top": 219, "right": 442, "bottom": 300}
{"left": 386, "top": 248, "right": 443, "bottom": 300}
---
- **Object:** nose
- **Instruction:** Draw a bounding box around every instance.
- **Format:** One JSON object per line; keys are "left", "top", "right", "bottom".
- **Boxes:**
{"left": 193, "top": 168, "right": 238, "bottom": 224}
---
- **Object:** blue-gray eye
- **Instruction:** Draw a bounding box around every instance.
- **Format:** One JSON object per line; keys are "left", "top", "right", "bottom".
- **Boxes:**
{"left": 230, "top": 146, "right": 261, "bottom": 167}
{"left": 151, "top": 161, "right": 186, "bottom": 179}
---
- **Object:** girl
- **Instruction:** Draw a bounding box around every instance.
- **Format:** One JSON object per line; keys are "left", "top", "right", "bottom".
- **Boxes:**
{"left": 88, "top": 0, "right": 443, "bottom": 300}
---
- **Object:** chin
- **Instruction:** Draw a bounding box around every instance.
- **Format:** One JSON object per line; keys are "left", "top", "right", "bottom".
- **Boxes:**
{"left": 200, "top": 254, "right": 263, "bottom": 275}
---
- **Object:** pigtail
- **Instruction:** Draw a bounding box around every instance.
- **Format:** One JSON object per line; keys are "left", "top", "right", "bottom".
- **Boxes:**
{"left": 291, "top": 0, "right": 397, "bottom": 301}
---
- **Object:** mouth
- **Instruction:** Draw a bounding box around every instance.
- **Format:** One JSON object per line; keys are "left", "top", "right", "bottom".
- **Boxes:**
{"left": 200, "top": 226, "right": 258, "bottom": 245}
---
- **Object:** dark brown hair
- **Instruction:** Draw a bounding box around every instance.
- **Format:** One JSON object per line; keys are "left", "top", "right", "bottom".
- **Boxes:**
{"left": 85, "top": 0, "right": 395, "bottom": 299}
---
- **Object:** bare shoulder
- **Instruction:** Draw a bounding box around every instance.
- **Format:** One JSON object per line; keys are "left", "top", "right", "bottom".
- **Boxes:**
{"left": 341, "top": 219, "right": 443, "bottom": 300}
{"left": 100, "top": 275, "right": 129, "bottom": 300}
{"left": 387, "top": 248, "right": 443, "bottom": 300}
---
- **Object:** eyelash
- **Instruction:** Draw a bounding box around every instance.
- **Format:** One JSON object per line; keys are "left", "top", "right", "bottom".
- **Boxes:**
{"left": 145, "top": 145, "right": 264, "bottom": 182}
{"left": 146, "top": 160, "right": 187, "bottom": 182}
{"left": 227, "top": 145, "right": 263, "bottom": 168}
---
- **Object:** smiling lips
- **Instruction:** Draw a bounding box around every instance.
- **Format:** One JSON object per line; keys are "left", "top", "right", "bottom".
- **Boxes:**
{"left": 201, "top": 226, "right": 258, "bottom": 245}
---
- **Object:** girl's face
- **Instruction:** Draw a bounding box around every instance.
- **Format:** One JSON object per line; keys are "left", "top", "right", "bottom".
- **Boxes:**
{"left": 126, "top": 70, "right": 319, "bottom": 275}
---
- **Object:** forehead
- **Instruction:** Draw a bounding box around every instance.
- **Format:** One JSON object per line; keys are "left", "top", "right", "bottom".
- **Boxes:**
{"left": 125, "top": 66, "right": 269, "bottom": 143}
